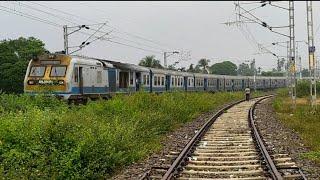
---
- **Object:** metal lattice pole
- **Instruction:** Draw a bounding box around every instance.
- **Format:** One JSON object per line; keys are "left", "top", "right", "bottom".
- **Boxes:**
{"left": 286, "top": 41, "right": 290, "bottom": 88}
{"left": 306, "top": 1, "right": 317, "bottom": 107}
{"left": 63, "top": 25, "right": 68, "bottom": 55}
{"left": 289, "top": 1, "right": 296, "bottom": 108}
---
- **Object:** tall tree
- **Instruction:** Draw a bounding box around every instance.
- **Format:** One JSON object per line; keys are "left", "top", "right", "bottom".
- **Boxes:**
{"left": 209, "top": 61, "right": 237, "bottom": 75}
{"left": 197, "top": 58, "right": 210, "bottom": 73}
{"left": 237, "top": 63, "right": 254, "bottom": 76}
{"left": 0, "top": 37, "right": 47, "bottom": 93}
{"left": 138, "top": 55, "right": 163, "bottom": 69}
{"left": 187, "top": 64, "right": 195, "bottom": 72}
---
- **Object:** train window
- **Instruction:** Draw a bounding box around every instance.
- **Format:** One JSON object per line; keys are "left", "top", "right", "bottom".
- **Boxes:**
{"left": 74, "top": 67, "right": 78, "bottom": 82}
{"left": 130, "top": 72, "right": 134, "bottom": 85}
{"left": 154, "top": 76, "right": 157, "bottom": 86}
{"left": 50, "top": 66, "right": 67, "bottom": 77}
{"left": 161, "top": 77, "right": 164, "bottom": 86}
{"left": 143, "top": 75, "right": 147, "bottom": 85}
{"left": 146, "top": 75, "right": 150, "bottom": 85}
{"left": 97, "top": 71, "right": 102, "bottom": 84}
{"left": 29, "top": 66, "right": 46, "bottom": 77}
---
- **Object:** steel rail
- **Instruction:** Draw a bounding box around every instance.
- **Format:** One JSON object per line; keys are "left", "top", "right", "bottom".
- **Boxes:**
{"left": 248, "top": 95, "right": 283, "bottom": 180}
{"left": 160, "top": 98, "right": 246, "bottom": 180}
{"left": 139, "top": 98, "right": 246, "bottom": 180}
{"left": 142, "top": 94, "right": 307, "bottom": 180}
{"left": 160, "top": 94, "right": 283, "bottom": 180}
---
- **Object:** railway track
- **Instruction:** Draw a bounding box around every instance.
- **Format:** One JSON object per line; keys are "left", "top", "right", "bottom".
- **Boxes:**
{"left": 142, "top": 96, "right": 306, "bottom": 180}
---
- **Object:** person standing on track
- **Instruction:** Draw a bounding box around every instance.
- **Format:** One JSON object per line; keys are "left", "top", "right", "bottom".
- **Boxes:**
{"left": 245, "top": 86, "right": 250, "bottom": 101}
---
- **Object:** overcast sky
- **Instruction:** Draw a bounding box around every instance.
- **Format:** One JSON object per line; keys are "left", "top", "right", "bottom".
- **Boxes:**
{"left": 1, "top": 1, "right": 320, "bottom": 71}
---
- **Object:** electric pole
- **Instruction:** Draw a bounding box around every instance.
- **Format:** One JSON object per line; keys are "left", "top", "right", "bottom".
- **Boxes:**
{"left": 252, "top": 59, "right": 257, "bottom": 92}
{"left": 289, "top": 1, "right": 296, "bottom": 108}
{"left": 63, "top": 25, "right": 68, "bottom": 54}
{"left": 286, "top": 41, "right": 290, "bottom": 88}
{"left": 306, "top": 1, "right": 317, "bottom": 107}
{"left": 164, "top": 51, "right": 179, "bottom": 68}
{"left": 63, "top": 24, "right": 91, "bottom": 55}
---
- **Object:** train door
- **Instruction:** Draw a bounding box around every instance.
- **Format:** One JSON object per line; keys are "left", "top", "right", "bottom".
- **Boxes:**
{"left": 150, "top": 71, "right": 153, "bottom": 93}
{"left": 135, "top": 72, "right": 141, "bottom": 91}
{"left": 242, "top": 79, "right": 245, "bottom": 90}
{"left": 119, "top": 71, "right": 129, "bottom": 89}
{"left": 204, "top": 78, "right": 207, "bottom": 91}
{"left": 231, "top": 79, "right": 234, "bottom": 91}
{"left": 184, "top": 76, "right": 188, "bottom": 91}
{"left": 108, "top": 68, "right": 117, "bottom": 92}
{"left": 217, "top": 79, "right": 220, "bottom": 91}
{"left": 165, "top": 75, "right": 170, "bottom": 91}
{"left": 79, "top": 67, "right": 84, "bottom": 95}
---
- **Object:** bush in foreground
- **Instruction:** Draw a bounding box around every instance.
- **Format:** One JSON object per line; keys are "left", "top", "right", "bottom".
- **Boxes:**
{"left": 0, "top": 91, "right": 244, "bottom": 179}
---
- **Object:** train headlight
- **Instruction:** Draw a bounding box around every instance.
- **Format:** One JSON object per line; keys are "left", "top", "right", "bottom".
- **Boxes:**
{"left": 58, "top": 80, "right": 64, "bottom": 85}
{"left": 28, "top": 80, "right": 35, "bottom": 85}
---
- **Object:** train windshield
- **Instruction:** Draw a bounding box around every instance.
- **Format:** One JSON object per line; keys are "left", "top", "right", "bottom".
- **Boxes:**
{"left": 29, "top": 66, "right": 46, "bottom": 77}
{"left": 50, "top": 66, "right": 67, "bottom": 77}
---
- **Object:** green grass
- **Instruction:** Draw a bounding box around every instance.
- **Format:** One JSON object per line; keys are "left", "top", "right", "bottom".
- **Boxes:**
{"left": 0, "top": 91, "right": 261, "bottom": 179}
{"left": 273, "top": 88, "right": 320, "bottom": 163}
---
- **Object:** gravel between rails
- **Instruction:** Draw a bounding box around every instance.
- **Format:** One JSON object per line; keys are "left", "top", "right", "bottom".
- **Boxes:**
{"left": 254, "top": 97, "right": 320, "bottom": 179}
{"left": 111, "top": 100, "right": 241, "bottom": 180}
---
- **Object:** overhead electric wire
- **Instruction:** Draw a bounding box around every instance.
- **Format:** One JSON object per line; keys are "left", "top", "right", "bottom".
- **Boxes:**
{"left": 26, "top": 1, "right": 172, "bottom": 51}
{"left": 235, "top": 3, "right": 280, "bottom": 59}
{"left": 107, "top": 40, "right": 163, "bottom": 54}
{"left": 84, "top": 26, "right": 168, "bottom": 51}
{"left": 82, "top": 22, "right": 108, "bottom": 44}
{"left": 0, "top": 5, "right": 61, "bottom": 28}
{"left": 237, "top": 2, "right": 290, "bottom": 38}
{"left": 75, "top": 1, "right": 173, "bottom": 49}
{"left": 3, "top": 2, "right": 168, "bottom": 54}
{"left": 10, "top": 1, "right": 78, "bottom": 26}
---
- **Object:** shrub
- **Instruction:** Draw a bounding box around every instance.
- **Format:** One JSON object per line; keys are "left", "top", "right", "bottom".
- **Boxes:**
{"left": 0, "top": 91, "right": 251, "bottom": 178}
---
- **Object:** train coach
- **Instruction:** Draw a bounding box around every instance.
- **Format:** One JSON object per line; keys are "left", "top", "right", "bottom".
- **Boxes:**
{"left": 24, "top": 53, "right": 288, "bottom": 102}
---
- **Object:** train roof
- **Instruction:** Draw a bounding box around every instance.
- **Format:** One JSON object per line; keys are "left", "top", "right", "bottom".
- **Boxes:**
{"left": 107, "top": 61, "right": 150, "bottom": 72}
{"left": 72, "top": 55, "right": 114, "bottom": 68}
{"left": 150, "top": 68, "right": 192, "bottom": 76}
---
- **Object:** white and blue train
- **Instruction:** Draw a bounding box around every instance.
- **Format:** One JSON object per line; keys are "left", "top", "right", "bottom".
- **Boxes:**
{"left": 24, "top": 53, "right": 287, "bottom": 102}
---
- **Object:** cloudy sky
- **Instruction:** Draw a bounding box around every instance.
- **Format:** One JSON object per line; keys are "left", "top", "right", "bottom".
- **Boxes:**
{"left": 1, "top": 1, "right": 320, "bottom": 71}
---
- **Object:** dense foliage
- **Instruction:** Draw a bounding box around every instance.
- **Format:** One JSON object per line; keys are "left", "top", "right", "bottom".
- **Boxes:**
{"left": 0, "top": 37, "right": 47, "bottom": 93}
{"left": 0, "top": 92, "right": 244, "bottom": 179}
{"left": 209, "top": 61, "right": 237, "bottom": 75}
{"left": 273, "top": 88, "right": 320, "bottom": 163}
{"left": 138, "top": 55, "right": 163, "bottom": 69}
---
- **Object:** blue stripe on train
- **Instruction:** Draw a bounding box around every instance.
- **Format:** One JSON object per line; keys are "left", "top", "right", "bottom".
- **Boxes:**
{"left": 71, "top": 86, "right": 110, "bottom": 94}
